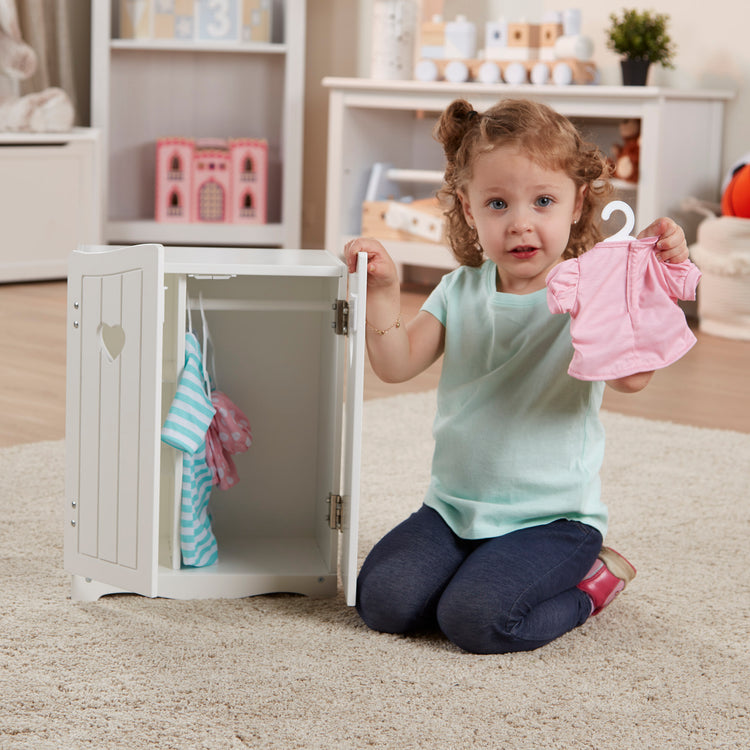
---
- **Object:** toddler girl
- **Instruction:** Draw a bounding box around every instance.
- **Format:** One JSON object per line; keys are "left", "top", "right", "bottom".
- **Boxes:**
{"left": 344, "top": 98, "right": 689, "bottom": 654}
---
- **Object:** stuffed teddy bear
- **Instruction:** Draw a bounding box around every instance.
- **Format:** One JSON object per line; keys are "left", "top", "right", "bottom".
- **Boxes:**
{"left": 0, "top": 0, "right": 74, "bottom": 132}
{"left": 611, "top": 119, "right": 640, "bottom": 183}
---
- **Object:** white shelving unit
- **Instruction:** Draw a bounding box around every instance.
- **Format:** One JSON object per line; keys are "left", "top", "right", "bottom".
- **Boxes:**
{"left": 91, "top": 0, "right": 306, "bottom": 248}
{"left": 323, "top": 78, "right": 734, "bottom": 273}
{"left": 0, "top": 128, "right": 101, "bottom": 282}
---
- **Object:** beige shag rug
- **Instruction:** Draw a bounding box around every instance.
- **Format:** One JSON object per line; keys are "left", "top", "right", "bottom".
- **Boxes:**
{"left": 1, "top": 391, "right": 749, "bottom": 749}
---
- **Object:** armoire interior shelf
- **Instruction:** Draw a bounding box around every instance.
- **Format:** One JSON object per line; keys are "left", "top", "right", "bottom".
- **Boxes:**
{"left": 91, "top": 0, "right": 306, "bottom": 248}
{"left": 323, "top": 78, "right": 733, "bottom": 274}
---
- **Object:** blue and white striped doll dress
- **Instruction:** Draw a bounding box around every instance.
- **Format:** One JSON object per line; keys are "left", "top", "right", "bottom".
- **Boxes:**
{"left": 161, "top": 331, "right": 219, "bottom": 567}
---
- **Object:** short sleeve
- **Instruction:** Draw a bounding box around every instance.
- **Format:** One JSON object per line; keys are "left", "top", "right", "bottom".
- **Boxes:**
{"left": 421, "top": 273, "right": 449, "bottom": 325}
{"left": 546, "top": 258, "right": 580, "bottom": 315}
{"left": 653, "top": 257, "right": 703, "bottom": 301}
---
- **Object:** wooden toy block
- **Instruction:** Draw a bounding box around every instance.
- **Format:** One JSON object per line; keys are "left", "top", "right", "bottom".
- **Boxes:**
{"left": 485, "top": 20, "right": 509, "bottom": 58}
{"left": 153, "top": 0, "right": 195, "bottom": 40}
{"left": 541, "top": 22, "right": 564, "bottom": 47}
{"left": 508, "top": 23, "right": 540, "bottom": 49}
{"left": 420, "top": 18, "right": 446, "bottom": 57}
{"left": 120, "top": 0, "right": 153, "bottom": 39}
{"left": 196, "top": 0, "right": 241, "bottom": 42}
{"left": 121, "top": 0, "right": 270, "bottom": 43}
{"left": 241, "top": 0, "right": 272, "bottom": 43}
{"left": 362, "top": 198, "right": 444, "bottom": 244}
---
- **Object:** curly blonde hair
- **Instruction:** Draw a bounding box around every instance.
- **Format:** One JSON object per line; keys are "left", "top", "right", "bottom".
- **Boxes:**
{"left": 434, "top": 98, "right": 614, "bottom": 267}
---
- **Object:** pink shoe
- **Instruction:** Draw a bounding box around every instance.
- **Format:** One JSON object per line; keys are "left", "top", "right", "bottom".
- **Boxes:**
{"left": 577, "top": 547, "right": 637, "bottom": 616}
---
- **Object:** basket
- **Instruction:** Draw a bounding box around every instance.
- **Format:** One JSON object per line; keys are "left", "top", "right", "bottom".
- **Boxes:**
{"left": 689, "top": 215, "right": 750, "bottom": 340}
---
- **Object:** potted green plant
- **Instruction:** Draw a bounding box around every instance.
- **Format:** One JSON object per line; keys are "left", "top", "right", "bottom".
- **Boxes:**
{"left": 606, "top": 9, "right": 676, "bottom": 85}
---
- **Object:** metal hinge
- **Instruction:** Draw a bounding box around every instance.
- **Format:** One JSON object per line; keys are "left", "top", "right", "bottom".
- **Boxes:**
{"left": 327, "top": 492, "right": 343, "bottom": 530}
{"left": 332, "top": 299, "right": 349, "bottom": 335}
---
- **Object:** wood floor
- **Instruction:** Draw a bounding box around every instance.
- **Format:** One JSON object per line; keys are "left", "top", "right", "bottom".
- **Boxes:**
{"left": 1, "top": 279, "right": 749, "bottom": 449}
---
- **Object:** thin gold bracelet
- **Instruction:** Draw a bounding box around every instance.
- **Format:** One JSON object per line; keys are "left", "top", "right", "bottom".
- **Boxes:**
{"left": 366, "top": 313, "right": 402, "bottom": 336}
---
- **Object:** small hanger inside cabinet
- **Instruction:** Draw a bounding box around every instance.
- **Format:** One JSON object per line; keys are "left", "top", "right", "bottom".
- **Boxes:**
{"left": 601, "top": 200, "right": 636, "bottom": 242}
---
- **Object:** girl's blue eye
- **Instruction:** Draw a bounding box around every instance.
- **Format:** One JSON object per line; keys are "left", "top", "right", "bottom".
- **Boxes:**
{"left": 536, "top": 196, "right": 553, "bottom": 207}
{"left": 489, "top": 199, "right": 506, "bottom": 210}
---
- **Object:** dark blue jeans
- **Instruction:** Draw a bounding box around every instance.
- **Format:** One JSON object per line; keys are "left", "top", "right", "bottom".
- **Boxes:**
{"left": 356, "top": 505, "right": 602, "bottom": 654}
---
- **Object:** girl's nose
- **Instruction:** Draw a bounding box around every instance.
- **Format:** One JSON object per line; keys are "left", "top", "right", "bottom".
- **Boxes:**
{"left": 510, "top": 211, "right": 532, "bottom": 234}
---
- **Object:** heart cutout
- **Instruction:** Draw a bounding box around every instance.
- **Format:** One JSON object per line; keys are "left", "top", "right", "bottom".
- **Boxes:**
{"left": 98, "top": 323, "right": 126, "bottom": 362}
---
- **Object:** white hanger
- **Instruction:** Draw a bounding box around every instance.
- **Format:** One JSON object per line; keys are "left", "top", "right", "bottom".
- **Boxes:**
{"left": 601, "top": 200, "right": 636, "bottom": 242}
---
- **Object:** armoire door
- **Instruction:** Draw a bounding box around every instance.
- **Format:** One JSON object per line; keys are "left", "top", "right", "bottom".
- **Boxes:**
{"left": 65, "top": 244, "right": 165, "bottom": 597}
{"left": 340, "top": 251, "right": 367, "bottom": 605}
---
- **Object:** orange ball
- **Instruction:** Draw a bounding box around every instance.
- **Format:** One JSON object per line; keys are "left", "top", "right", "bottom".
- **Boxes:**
{"left": 722, "top": 163, "right": 750, "bottom": 218}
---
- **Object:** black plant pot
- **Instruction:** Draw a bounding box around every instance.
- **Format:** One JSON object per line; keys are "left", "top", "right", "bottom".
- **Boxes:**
{"left": 620, "top": 58, "right": 652, "bottom": 86}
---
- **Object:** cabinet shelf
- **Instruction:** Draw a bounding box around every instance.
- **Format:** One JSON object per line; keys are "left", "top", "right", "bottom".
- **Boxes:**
{"left": 110, "top": 38, "right": 287, "bottom": 54}
{"left": 107, "top": 219, "right": 287, "bottom": 247}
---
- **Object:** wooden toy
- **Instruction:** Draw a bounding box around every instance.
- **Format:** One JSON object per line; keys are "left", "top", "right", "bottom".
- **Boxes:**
{"left": 155, "top": 136, "right": 268, "bottom": 224}
{"left": 507, "top": 22, "right": 541, "bottom": 60}
{"left": 362, "top": 198, "right": 445, "bottom": 244}
{"left": 414, "top": 6, "right": 597, "bottom": 86}
{"left": 444, "top": 15, "right": 476, "bottom": 59}
{"left": 540, "top": 21, "right": 564, "bottom": 60}
{"left": 485, "top": 19, "right": 509, "bottom": 60}
{"left": 120, "top": 0, "right": 153, "bottom": 39}
{"left": 119, "top": 0, "right": 272, "bottom": 43}
{"left": 155, "top": 0, "right": 195, "bottom": 40}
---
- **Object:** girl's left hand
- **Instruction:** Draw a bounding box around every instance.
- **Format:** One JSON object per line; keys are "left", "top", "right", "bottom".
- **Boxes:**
{"left": 638, "top": 217, "right": 689, "bottom": 263}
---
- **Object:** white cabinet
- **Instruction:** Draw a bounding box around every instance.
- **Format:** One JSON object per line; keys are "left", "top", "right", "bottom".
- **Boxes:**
{"left": 323, "top": 78, "right": 733, "bottom": 272}
{"left": 0, "top": 129, "right": 101, "bottom": 282}
{"left": 65, "top": 245, "right": 367, "bottom": 604}
{"left": 91, "top": 0, "right": 306, "bottom": 248}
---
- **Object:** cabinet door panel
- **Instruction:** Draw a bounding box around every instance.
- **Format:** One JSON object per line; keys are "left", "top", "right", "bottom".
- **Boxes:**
{"left": 65, "top": 244, "right": 165, "bottom": 597}
{"left": 341, "top": 252, "right": 367, "bottom": 605}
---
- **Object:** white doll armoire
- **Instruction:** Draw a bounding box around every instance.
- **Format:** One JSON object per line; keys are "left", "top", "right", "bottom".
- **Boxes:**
{"left": 65, "top": 244, "right": 367, "bottom": 605}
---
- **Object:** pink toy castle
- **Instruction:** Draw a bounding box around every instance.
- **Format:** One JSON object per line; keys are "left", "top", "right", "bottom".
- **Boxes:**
{"left": 155, "top": 137, "right": 268, "bottom": 224}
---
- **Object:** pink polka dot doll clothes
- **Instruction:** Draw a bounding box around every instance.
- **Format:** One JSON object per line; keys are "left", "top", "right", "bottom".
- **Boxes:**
{"left": 204, "top": 390, "right": 253, "bottom": 490}
{"left": 545, "top": 236, "right": 701, "bottom": 381}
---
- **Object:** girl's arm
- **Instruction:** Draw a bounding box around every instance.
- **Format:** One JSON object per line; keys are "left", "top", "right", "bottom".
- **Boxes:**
{"left": 606, "top": 371, "right": 654, "bottom": 393}
{"left": 344, "top": 238, "right": 445, "bottom": 383}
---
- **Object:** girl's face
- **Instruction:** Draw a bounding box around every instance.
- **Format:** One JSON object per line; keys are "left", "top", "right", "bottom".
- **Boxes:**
{"left": 458, "top": 144, "right": 585, "bottom": 294}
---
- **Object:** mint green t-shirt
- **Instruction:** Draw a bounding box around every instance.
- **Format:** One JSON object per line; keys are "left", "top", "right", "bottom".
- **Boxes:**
{"left": 421, "top": 260, "right": 608, "bottom": 540}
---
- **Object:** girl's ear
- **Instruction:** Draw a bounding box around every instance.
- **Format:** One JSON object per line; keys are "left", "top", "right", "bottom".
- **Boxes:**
{"left": 573, "top": 184, "right": 587, "bottom": 223}
{"left": 458, "top": 190, "right": 475, "bottom": 226}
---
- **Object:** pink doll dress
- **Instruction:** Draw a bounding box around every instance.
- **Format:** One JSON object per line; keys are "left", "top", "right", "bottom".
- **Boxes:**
{"left": 546, "top": 236, "right": 702, "bottom": 381}
{"left": 204, "top": 391, "right": 253, "bottom": 490}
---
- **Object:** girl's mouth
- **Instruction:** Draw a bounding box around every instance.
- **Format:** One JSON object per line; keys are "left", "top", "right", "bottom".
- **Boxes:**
{"left": 510, "top": 246, "right": 538, "bottom": 259}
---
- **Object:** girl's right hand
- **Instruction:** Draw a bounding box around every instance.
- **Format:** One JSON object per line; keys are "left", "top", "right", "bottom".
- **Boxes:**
{"left": 344, "top": 237, "right": 399, "bottom": 291}
{"left": 344, "top": 237, "right": 445, "bottom": 383}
